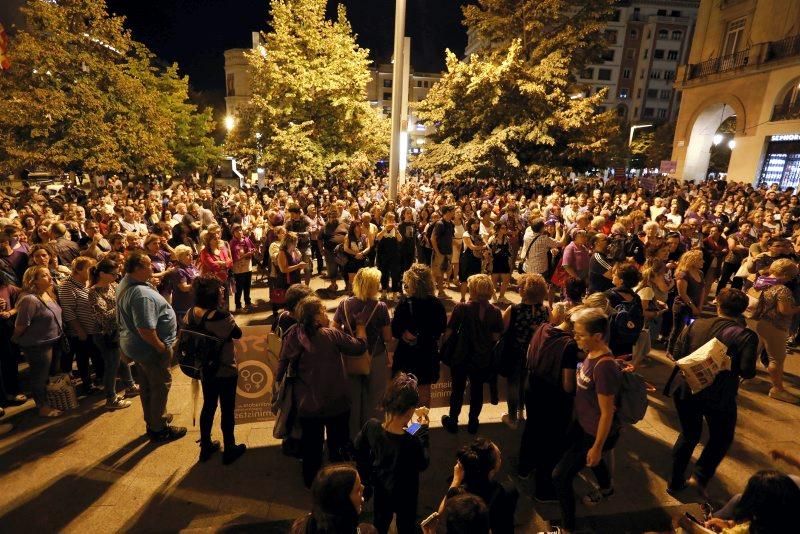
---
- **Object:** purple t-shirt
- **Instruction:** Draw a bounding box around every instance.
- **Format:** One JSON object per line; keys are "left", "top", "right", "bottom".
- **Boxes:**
{"left": 333, "top": 297, "right": 390, "bottom": 351}
{"left": 562, "top": 242, "right": 591, "bottom": 280}
{"left": 575, "top": 355, "right": 622, "bottom": 436}
{"left": 168, "top": 265, "right": 199, "bottom": 314}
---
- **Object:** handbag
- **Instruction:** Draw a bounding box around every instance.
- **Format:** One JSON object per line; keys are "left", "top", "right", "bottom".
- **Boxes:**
{"left": 550, "top": 263, "right": 570, "bottom": 288}
{"left": 343, "top": 299, "right": 379, "bottom": 375}
{"left": 270, "top": 271, "right": 291, "bottom": 304}
{"left": 272, "top": 325, "right": 302, "bottom": 440}
{"left": 36, "top": 294, "right": 70, "bottom": 354}
{"left": 439, "top": 315, "right": 464, "bottom": 367}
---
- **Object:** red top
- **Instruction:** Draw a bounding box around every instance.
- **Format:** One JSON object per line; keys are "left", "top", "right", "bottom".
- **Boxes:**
{"left": 199, "top": 246, "right": 232, "bottom": 282}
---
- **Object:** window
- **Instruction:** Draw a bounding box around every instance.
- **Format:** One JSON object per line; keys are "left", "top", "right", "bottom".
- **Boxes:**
{"left": 658, "top": 29, "right": 669, "bottom": 40}
{"left": 611, "top": 9, "right": 621, "bottom": 22}
{"left": 657, "top": 108, "right": 668, "bottom": 119}
{"left": 650, "top": 70, "right": 662, "bottom": 79}
{"left": 667, "top": 50, "right": 679, "bottom": 60}
{"left": 660, "top": 89, "right": 672, "bottom": 99}
{"left": 581, "top": 68, "right": 594, "bottom": 79}
{"left": 383, "top": 92, "right": 392, "bottom": 101}
{"left": 643, "top": 107, "right": 655, "bottom": 117}
{"left": 601, "top": 49, "right": 615, "bottom": 62}
{"left": 627, "top": 49, "right": 635, "bottom": 60}
{"left": 629, "top": 29, "right": 638, "bottom": 39}
{"left": 634, "top": 106, "right": 639, "bottom": 116}
{"left": 384, "top": 79, "right": 393, "bottom": 88}
{"left": 382, "top": 106, "right": 391, "bottom": 115}
{"left": 633, "top": 8, "right": 641, "bottom": 20}
{"left": 622, "top": 68, "right": 631, "bottom": 79}
{"left": 647, "top": 30, "right": 652, "bottom": 39}
{"left": 657, "top": 9, "right": 667, "bottom": 16}
{"left": 226, "top": 73, "right": 235, "bottom": 96}
{"left": 643, "top": 48, "right": 649, "bottom": 59}
{"left": 598, "top": 68, "right": 612, "bottom": 81}
{"left": 664, "top": 70, "right": 676, "bottom": 80}
{"left": 416, "top": 81, "right": 422, "bottom": 88}
{"left": 605, "top": 30, "right": 618, "bottom": 44}
{"left": 723, "top": 17, "right": 746, "bottom": 55}
{"left": 654, "top": 49, "right": 665, "bottom": 59}
{"left": 597, "top": 106, "right": 607, "bottom": 113}
{"left": 671, "top": 10, "right": 681, "bottom": 17}
{"left": 672, "top": 30, "right": 683, "bottom": 41}
{"left": 647, "top": 89, "right": 659, "bottom": 98}
{"left": 619, "top": 88, "right": 629, "bottom": 99}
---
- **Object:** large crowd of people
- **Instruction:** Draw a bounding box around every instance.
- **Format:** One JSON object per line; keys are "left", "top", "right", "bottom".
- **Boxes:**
{"left": 1, "top": 171, "right": 800, "bottom": 533}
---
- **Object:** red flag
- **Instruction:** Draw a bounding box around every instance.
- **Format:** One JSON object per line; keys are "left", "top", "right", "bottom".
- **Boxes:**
{"left": 0, "top": 23, "right": 10, "bottom": 70}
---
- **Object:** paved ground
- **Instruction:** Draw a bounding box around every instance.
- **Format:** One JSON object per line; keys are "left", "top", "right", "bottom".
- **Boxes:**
{"left": 1, "top": 276, "right": 800, "bottom": 533}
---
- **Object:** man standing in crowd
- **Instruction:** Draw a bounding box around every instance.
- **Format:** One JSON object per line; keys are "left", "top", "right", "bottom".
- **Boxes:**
{"left": 666, "top": 288, "right": 757, "bottom": 499}
{"left": 520, "top": 218, "right": 565, "bottom": 277}
{"left": 117, "top": 251, "right": 186, "bottom": 442}
{"left": 431, "top": 205, "right": 455, "bottom": 298}
{"left": 285, "top": 203, "right": 313, "bottom": 285}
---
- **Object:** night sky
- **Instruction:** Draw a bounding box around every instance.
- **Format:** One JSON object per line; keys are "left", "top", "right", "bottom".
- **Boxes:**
{"left": 100, "top": 0, "right": 472, "bottom": 101}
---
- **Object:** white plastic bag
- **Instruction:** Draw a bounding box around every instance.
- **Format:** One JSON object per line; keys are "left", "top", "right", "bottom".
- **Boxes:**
{"left": 677, "top": 337, "right": 731, "bottom": 394}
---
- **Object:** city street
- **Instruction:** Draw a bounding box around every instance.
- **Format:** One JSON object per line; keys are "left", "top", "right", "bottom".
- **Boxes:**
{"left": 1, "top": 278, "right": 799, "bottom": 533}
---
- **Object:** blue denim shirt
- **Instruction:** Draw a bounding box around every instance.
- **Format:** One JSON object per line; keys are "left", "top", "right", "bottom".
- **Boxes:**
{"left": 117, "top": 275, "right": 177, "bottom": 363}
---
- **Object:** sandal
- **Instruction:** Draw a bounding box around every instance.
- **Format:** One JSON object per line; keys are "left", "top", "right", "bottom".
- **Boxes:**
{"left": 38, "top": 407, "right": 63, "bottom": 418}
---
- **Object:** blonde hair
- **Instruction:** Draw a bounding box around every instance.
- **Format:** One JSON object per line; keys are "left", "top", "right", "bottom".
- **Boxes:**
{"left": 676, "top": 249, "right": 703, "bottom": 272}
{"left": 22, "top": 265, "right": 50, "bottom": 294}
{"left": 173, "top": 244, "right": 193, "bottom": 263}
{"left": 353, "top": 267, "right": 382, "bottom": 300}
{"left": 70, "top": 256, "right": 95, "bottom": 273}
{"left": 402, "top": 263, "right": 435, "bottom": 299}
{"left": 517, "top": 273, "right": 548, "bottom": 303}
{"left": 770, "top": 258, "right": 799, "bottom": 280}
{"left": 467, "top": 274, "right": 495, "bottom": 302}
{"left": 583, "top": 292, "right": 611, "bottom": 314}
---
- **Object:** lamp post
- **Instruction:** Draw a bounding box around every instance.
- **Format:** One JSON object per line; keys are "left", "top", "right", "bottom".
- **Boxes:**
{"left": 388, "top": 0, "right": 407, "bottom": 201}
{"left": 628, "top": 123, "right": 654, "bottom": 146}
{"left": 224, "top": 115, "right": 236, "bottom": 132}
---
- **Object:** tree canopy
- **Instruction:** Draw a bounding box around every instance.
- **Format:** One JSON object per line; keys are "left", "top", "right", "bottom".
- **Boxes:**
{"left": 226, "top": 0, "right": 389, "bottom": 180}
{"left": 0, "top": 0, "right": 219, "bottom": 176}
{"left": 416, "top": 0, "right": 619, "bottom": 181}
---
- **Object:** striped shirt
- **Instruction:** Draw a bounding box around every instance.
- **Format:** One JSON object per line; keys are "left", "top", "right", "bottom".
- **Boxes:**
{"left": 57, "top": 276, "right": 98, "bottom": 336}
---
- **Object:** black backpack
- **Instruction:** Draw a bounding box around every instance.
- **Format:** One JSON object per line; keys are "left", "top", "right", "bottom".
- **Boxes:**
{"left": 606, "top": 288, "right": 645, "bottom": 347}
{"left": 176, "top": 309, "right": 225, "bottom": 380}
{"left": 606, "top": 234, "right": 630, "bottom": 263}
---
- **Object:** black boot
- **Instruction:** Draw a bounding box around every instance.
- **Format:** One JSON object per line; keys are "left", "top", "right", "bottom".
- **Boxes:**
{"left": 199, "top": 440, "right": 220, "bottom": 463}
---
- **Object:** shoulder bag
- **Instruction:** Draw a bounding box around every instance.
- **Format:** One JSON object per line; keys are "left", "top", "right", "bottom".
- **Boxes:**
{"left": 343, "top": 299, "right": 379, "bottom": 376}
{"left": 272, "top": 324, "right": 302, "bottom": 440}
{"left": 35, "top": 294, "right": 71, "bottom": 354}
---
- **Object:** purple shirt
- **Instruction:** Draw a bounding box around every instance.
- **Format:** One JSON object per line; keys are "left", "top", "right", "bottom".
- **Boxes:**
{"left": 168, "top": 265, "right": 199, "bottom": 314}
{"left": 562, "top": 242, "right": 591, "bottom": 280}
{"left": 576, "top": 355, "right": 622, "bottom": 436}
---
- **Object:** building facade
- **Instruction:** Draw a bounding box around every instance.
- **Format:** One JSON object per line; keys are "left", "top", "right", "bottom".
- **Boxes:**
{"left": 464, "top": 1, "right": 699, "bottom": 123}
{"left": 672, "top": 0, "right": 800, "bottom": 186}
{"left": 364, "top": 63, "right": 442, "bottom": 153}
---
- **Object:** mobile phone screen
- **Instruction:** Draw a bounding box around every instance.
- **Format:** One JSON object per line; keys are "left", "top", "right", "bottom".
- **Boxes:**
{"left": 406, "top": 422, "right": 422, "bottom": 435}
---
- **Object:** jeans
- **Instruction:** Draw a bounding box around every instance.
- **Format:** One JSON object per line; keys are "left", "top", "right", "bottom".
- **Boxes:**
{"left": 717, "top": 262, "right": 744, "bottom": 292}
{"left": 505, "top": 359, "right": 526, "bottom": 420}
{"left": 62, "top": 335, "right": 104, "bottom": 390}
{"left": 135, "top": 352, "right": 172, "bottom": 433}
{"left": 670, "top": 393, "right": 737, "bottom": 489}
{"left": 233, "top": 271, "right": 253, "bottom": 309}
{"left": 379, "top": 260, "right": 402, "bottom": 292}
{"left": 200, "top": 374, "right": 238, "bottom": 448}
{"left": 667, "top": 304, "right": 694, "bottom": 355}
{"left": 448, "top": 366, "right": 489, "bottom": 424}
{"left": 92, "top": 334, "right": 135, "bottom": 401}
{"left": 22, "top": 344, "right": 54, "bottom": 407}
{"left": 553, "top": 422, "right": 619, "bottom": 531}
{"left": 298, "top": 410, "right": 350, "bottom": 488}
{"left": 311, "top": 240, "right": 324, "bottom": 273}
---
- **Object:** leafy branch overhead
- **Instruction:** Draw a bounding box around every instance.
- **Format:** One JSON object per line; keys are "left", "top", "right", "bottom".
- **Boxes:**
{"left": 417, "top": 0, "right": 619, "bottom": 181}
{"left": 0, "top": 0, "right": 219, "bottom": 176}
{"left": 226, "top": 0, "right": 389, "bottom": 180}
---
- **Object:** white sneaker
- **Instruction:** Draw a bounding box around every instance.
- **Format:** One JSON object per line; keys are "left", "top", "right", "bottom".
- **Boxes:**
{"left": 106, "top": 396, "right": 132, "bottom": 410}
{"left": 769, "top": 388, "right": 799, "bottom": 404}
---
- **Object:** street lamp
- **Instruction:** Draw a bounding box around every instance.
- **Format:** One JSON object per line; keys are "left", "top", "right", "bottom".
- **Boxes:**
{"left": 728, "top": 139, "right": 736, "bottom": 149}
{"left": 224, "top": 115, "right": 235, "bottom": 132}
{"left": 713, "top": 134, "right": 723, "bottom": 145}
{"left": 628, "top": 124, "right": 654, "bottom": 146}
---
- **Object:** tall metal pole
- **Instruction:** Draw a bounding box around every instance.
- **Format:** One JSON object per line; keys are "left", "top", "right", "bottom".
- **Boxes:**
{"left": 388, "top": 0, "right": 407, "bottom": 201}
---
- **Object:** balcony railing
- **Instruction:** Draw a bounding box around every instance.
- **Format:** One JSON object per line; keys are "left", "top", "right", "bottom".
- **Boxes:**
{"left": 767, "top": 34, "right": 800, "bottom": 62}
{"left": 684, "top": 33, "right": 800, "bottom": 82}
{"left": 687, "top": 49, "right": 749, "bottom": 79}
{"left": 773, "top": 102, "right": 800, "bottom": 122}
